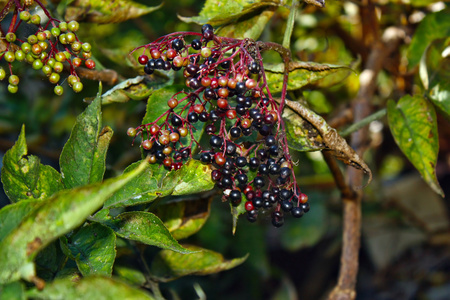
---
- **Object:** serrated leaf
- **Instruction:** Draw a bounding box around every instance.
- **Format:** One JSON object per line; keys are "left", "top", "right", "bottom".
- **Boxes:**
{"left": 0, "top": 281, "right": 25, "bottom": 300}
{"left": 387, "top": 95, "right": 444, "bottom": 197}
{"left": 214, "top": 9, "right": 274, "bottom": 40}
{"left": 265, "top": 62, "right": 348, "bottom": 93}
{"left": 155, "top": 197, "right": 211, "bottom": 240}
{"left": 179, "top": 0, "right": 279, "bottom": 26}
{"left": 60, "top": 87, "right": 113, "bottom": 189}
{"left": 62, "top": 223, "right": 116, "bottom": 277}
{"left": 0, "top": 200, "right": 41, "bottom": 243}
{"left": 97, "top": 211, "right": 195, "bottom": 254}
{"left": 64, "top": 0, "right": 162, "bottom": 24}
{"left": 101, "top": 75, "right": 173, "bottom": 105}
{"left": 407, "top": 9, "right": 450, "bottom": 67}
{"left": 1, "top": 125, "right": 63, "bottom": 203}
{"left": 420, "top": 39, "right": 450, "bottom": 119}
{"left": 151, "top": 245, "right": 248, "bottom": 282}
{"left": 104, "top": 160, "right": 213, "bottom": 208}
{"left": 26, "top": 276, "right": 154, "bottom": 299}
{"left": 0, "top": 159, "right": 148, "bottom": 284}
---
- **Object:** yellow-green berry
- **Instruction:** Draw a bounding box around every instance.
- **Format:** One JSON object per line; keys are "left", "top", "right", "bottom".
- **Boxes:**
{"left": 8, "top": 84, "right": 18, "bottom": 93}
{"left": 72, "top": 81, "right": 83, "bottom": 93}
{"left": 9, "top": 75, "right": 19, "bottom": 85}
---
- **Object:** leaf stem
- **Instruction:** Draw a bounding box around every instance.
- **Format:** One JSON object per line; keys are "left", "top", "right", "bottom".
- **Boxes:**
{"left": 339, "top": 108, "right": 386, "bottom": 138}
{"left": 282, "top": 0, "right": 298, "bottom": 49}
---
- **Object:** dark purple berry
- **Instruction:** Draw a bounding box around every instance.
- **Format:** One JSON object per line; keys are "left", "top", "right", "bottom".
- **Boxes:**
{"left": 291, "top": 207, "right": 304, "bottom": 218}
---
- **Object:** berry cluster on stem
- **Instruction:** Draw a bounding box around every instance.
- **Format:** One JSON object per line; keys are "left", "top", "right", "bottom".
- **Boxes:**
{"left": 128, "top": 24, "right": 310, "bottom": 227}
{"left": 0, "top": 0, "right": 94, "bottom": 94}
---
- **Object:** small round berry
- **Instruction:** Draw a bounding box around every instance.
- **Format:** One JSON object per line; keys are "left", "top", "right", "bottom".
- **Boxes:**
{"left": 142, "top": 140, "right": 153, "bottom": 150}
{"left": 163, "top": 157, "right": 173, "bottom": 168}
{"left": 252, "top": 197, "right": 263, "bottom": 208}
{"left": 235, "top": 156, "right": 247, "bottom": 168}
{"left": 236, "top": 174, "right": 248, "bottom": 185}
{"left": 279, "top": 189, "right": 293, "bottom": 201}
{"left": 127, "top": 127, "right": 137, "bottom": 137}
{"left": 85, "top": 59, "right": 96, "bottom": 69}
{"left": 200, "top": 152, "right": 212, "bottom": 164}
{"left": 226, "top": 110, "right": 236, "bottom": 120}
{"left": 220, "top": 60, "right": 230, "bottom": 69}
{"left": 68, "top": 20, "right": 80, "bottom": 32}
{"left": 230, "top": 127, "right": 241, "bottom": 138}
{"left": 8, "top": 84, "right": 18, "bottom": 93}
{"left": 169, "top": 132, "right": 180, "bottom": 143}
{"left": 8, "top": 75, "right": 20, "bottom": 85}
{"left": 265, "top": 135, "right": 276, "bottom": 146}
{"left": 245, "top": 201, "right": 255, "bottom": 211}
{"left": 291, "top": 207, "right": 304, "bottom": 218}
{"left": 72, "top": 81, "right": 84, "bottom": 93}
{"left": 0, "top": 68, "right": 6, "bottom": 80}
{"left": 201, "top": 24, "right": 213, "bottom": 33}
{"left": 211, "top": 170, "right": 222, "bottom": 181}
{"left": 30, "top": 14, "right": 41, "bottom": 25}
{"left": 49, "top": 73, "right": 60, "bottom": 84}
{"left": 19, "top": 11, "right": 31, "bottom": 21}
{"left": 299, "top": 193, "right": 308, "bottom": 204}
{"left": 5, "top": 32, "right": 16, "bottom": 42}
{"left": 253, "top": 176, "right": 265, "bottom": 188}
{"left": 187, "top": 112, "right": 199, "bottom": 123}
{"left": 249, "top": 157, "right": 260, "bottom": 169}
{"left": 281, "top": 200, "right": 293, "bottom": 212}
{"left": 171, "top": 115, "right": 183, "bottom": 127}
{"left": 201, "top": 47, "right": 211, "bottom": 58}
{"left": 59, "top": 22, "right": 68, "bottom": 32}
{"left": 191, "top": 39, "right": 202, "bottom": 50}
{"left": 300, "top": 202, "right": 310, "bottom": 213}
{"left": 150, "top": 48, "right": 161, "bottom": 59}
{"left": 205, "top": 124, "right": 216, "bottom": 135}
{"left": 272, "top": 216, "right": 284, "bottom": 228}
{"left": 72, "top": 57, "right": 82, "bottom": 68}
{"left": 138, "top": 54, "right": 149, "bottom": 65}
{"left": 214, "top": 153, "right": 226, "bottom": 166}
{"left": 171, "top": 39, "right": 184, "bottom": 51}
{"left": 230, "top": 190, "right": 242, "bottom": 206}
{"left": 279, "top": 167, "right": 291, "bottom": 179}
{"left": 4, "top": 51, "right": 15, "bottom": 63}
{"left": 210, "top": 135, "right": 223, "bottom": 148}
{"left": 178, "top": 127, "right": 188, "bottom": 137}
{"left": 82, "top": 43, "right": 92, "bottom": 52}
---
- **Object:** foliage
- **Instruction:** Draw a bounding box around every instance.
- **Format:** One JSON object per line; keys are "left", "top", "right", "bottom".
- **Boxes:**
{"left": 1, "top": 0, "right": 449, "bottom": 299}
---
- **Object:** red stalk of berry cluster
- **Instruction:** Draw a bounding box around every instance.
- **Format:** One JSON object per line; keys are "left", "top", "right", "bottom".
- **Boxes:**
{"left": 129, "top": 25, "right": 310, "bottom": 227}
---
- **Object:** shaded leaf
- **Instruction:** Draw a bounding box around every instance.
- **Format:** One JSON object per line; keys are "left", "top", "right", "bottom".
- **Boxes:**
{"left": 104, "top": 159, "right": 213, "bottom": 208}
{"left": 283, "top": 99, "right": 372, "bottom": 185}
{"left": 60, "top": 86, "right": 113, "bottom": 189}
{"left": 65, "top": 0, "right": 162, "bottom": 24}
{"left": 26, "top": 276, "right": 154, "bottom": 299}
{"left": 387, "top": 95, "right": 444, "bottom": 197}
{"left": 61, "top": 223, "right": 116, "bottom": 277}
{"left": 0, "top": 200, "right": 41, "bottom": 243}
{"left": 113, "top": 266, "right": 146, "bottom": 286}
{"left": 151, "top": 245, "right": 248, "bottom": 282}
{"left": 101, "top": 75, "right": 173, "bottom": 105}
{"left": 265, "top": 62, "right": 349, "bottom": 93}
{"left": 34, "top": 242, "right": 67, "bottom": 282}
{"left": 420, "top": 39, "right": 450, "bottom": 119}
{"left": 96, "top": 211, "right": 195, "bottom": 254}
{"left": 407, "top": 9, "right": 450, "bottom": 67}
{"left": 1, "top": 125, "right": 63, "bottom": 203}
{"left": 0, "top": 160, "right": 149, "bottom": 284}
{"left": 0, "top": 281, "right": 25, "bottom": 300}
{"left": 155, "top": 197, "right": 212, "bottom": 240}
{"left": 179, "top": 0, "right": 279, "bottom": 27}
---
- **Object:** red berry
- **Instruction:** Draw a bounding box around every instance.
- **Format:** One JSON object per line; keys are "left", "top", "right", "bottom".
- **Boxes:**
{"left": 217, "top": 88, "right": 229, "bottom": 98}
{"left": 210, "top": 77, "right": 219, "bottom": 89}
{"left": 163, "top": 157, "right": 173, "bottom": 168}
{"left": 167, "top": 98, "right": 178, "bottom": 109}
{"left": 226, "top": 110, "right": 237, "bottom": 119}
{"left": 218, "top": 76, "right": 228, "bottom": 87}
{"left": 166, "top": 49, "right": 177, "bottom": 60}
{"left": 193, "top": 104, "right": 204, "bottom": 114}
{"left": 299, "top": 193, "right": 308, "bottom": 204}
{"left": 201, "top": 77, "right": 211, "bottom": 87}
{"left": 142, "top": 140, "right": 153, "bottom": 150}
{"left": 245, "top": 201, "right": 255, "bottom": 211}
{"left": 85, "top": 59, "right": 95, "bottom": 69}
{"left": 245, "top": 78, "right": 257, "bottom": 89}
{"left": 150, "top": 125, "right": 160, "bottom": 135}
{"left": 214, "top": 153, "right": 226, "bottom": 165}
{"left": 138, "top": 54, "right": 149, "bottom": 65}
{"left": 150, "top": 48, "right": 161, "bottom": 59}
{"left": 227, "top": 78, "right": 237, "bottom": 89}
{"left": 217, "top": 98, "right": 228, "bottom": 109}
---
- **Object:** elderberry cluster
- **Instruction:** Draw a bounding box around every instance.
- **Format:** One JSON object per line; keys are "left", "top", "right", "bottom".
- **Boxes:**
{"left": 128, "top": 24, "right": 310, "bottom": 227}
{"left": 0, "top": 0, "right": 94, "bottom": 95}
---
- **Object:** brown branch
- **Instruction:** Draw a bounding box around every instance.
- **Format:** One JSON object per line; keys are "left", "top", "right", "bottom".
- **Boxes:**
{"left": 73, "top": 67, "right": 120, "bottom": 86}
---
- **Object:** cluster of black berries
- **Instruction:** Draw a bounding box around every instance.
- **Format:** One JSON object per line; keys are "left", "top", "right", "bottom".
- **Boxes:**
{"left": 128, "top": 24, "right": 310, "bottom": 227}
{"left": 0, "top": 0, "right": 93, "bottom": 95}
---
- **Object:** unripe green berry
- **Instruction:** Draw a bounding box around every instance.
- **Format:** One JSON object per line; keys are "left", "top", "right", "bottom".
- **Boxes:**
{"left": 72, "top": 81, "right": 83, "bottom": 93}
{"left": 9, "top": 75, "right": 19, "bottom": 85}
{"left": 59, "top": 22, "right": 68, "bottom": 32}
{"left": 40, "top": 52, "right": 48, "bottom": 60}
{"left": 59, "top": 34, "right": 68, "bottom": 44}
{"left": 42, "top": 65, "right": 52, "bottom": 76}
{"left": 36, "top": 31, "right": 46, "bottom": 41}
{"left": 15, "top": 50, "right": 25, "bottom": 61}
{"left": 63, "top": 51, "right": 71, "bottom": 60}
{"left": 68, "top": 75, "right": 79, "bottom": 86}
{"left": 8, "top": 84, "right": 18, "bottom": 93}
{"left": 53, "top": 62, "right": 64, "bottom": 73}
{"left": 19, "top": 11, "right": 31, "bottom": 21}
{"left": 68, "top": 20, "right": 79, "bottom": 32}
{"left": 55, "top": 52, "right": 66, "bottom": 62}
{"left": 4, "top": 51, "right": 15, "bottom": 62}
{"left": 30, "top": 14, "right": 41, "bottom": 25}
{"left": 66, "top": 32, "right": 76, "bottom": 43}
{"left": 0, "top": 68, "right": 6, "bottom": 80}
{"left": 6, "top": 32, "right": 16, "bottom": 42}
{"left": 127, "top": 128, "right": 137, "bottom": 137}
{"left": 49, "top": 72, "right": 60, "bottom": 84}
{"left": 21, "top": 42, "right": 31, "bottom": 53}
{"left": 81, "top": 42, "right": 91, "bottom": 52}
{"left": 32, "top": 59, "right": 44, "bottom": 70}
{"left": 51, "top": 27, "right": 61, "bottom": 37}
{"left": 28, "top": 35, "right": 38, "bottom": 44}
{"left": 26, "top": 53, "right": 35, "bottom": 63}
{"left": 54, "top": 85, "right": 64, "bottom": 95}
{"left": 47, "top": 58, "right": 56, "bottom": 67}
{"left": 44, "top": 30, "right": 51, "bottom": 39}
{"left": 71, "top": 42, "right": 82, "bottom": 52}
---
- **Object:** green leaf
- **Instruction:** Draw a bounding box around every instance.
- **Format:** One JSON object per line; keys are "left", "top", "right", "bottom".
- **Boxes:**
{"left": 1, "top": 125, "right": 63, "bottom": 203}
{"left": 62, "top": 223, "right": 116, "bottom": 277}
{"left": 97, "top": 211, "right": 195, "bottom": 254}
{"left": 280, "top": 197, "right": 327, "bottom": 251}
{"left": 214, "top": 9, "right": 274, "bottom": 40}
{"left": 113, "top": 266, "right": 146, "bottom": 286}
{"left": 151, "top": 245, "right": 248, "bottom": 282}
{"left": 26, "top": 276, "right": 154, "bottom": 299}
{"left": 155, "top": 198, "right": 211, "bottom": 240}
{"left": 142, "top": 85, "right": 185, "bottom": 125}
{"left": 64, "top": 0, "right": 162, "bottom": 24}
{"left": 0, "top": 281, "right": 25, "bottom": 300}
{"left": 420, "top": 38, "right": 450, "bottom": 119}
{"left": 407, "top": 9, "right": 450, "bottom": 67}
{"left": 179, "top": 0, "right": 279, "bottom": 27}
{"left": 0, "top": 159, "right": 149, "bottom": 284}
{"left": 34, "top": 242, "right": 67, "bottom": 281}
{"left": 387, "top": 95, "right": 444, "bottom": 197}
{"left": 0, "top": 200, "right": 41, "bottom": 243}
{"left": 60, "top": 86, "right": 113, "bottom": 189}
{"left": 101, "top": 75, "right": 173, "bottom": 105}
{"left": 265, "top": 62, "right": 348, "bottom": 93}
{"left": 104, "top": 159, "right": 213, "bottom": 208}
{"left": 284, "top": 106, "right": 326, "bottom": 152}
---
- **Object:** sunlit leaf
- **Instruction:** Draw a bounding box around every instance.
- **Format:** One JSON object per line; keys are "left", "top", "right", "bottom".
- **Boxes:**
{"left": 96, "top": 211, "right": 195, "bottom": 254}
{"left": 113, "top": 266, "right": 146, "bottom": 286}
{"left": 0, "top": 160, "right": 148, "bottom": 284}
{"left": 1, "top": 125, "right": 63, "bottom": 203}
{"left": 214, "top": 9, "right": 274, "bottom": 40}
{"left": 151, "top": 245, "right": 248, "bottom": 282}
{"left": 407, "top": 9, "right": 450, "bottom": 67}
{"left": 265, "top": 62, "right": 349, "bottom": 93}
{"left": 60, "top": 86, "right": 113, "bottom": 189}
{"left": 387, "top": 95, "right": 444, "bottom": 197}
{"left": 0, "top": 281, "right": 25, "bottom": 300}
{"left": 0, "top": 200, "right": 41, "bottom": 243}
{"left": 65, "top": 0, "right": 162, "bottom": 24}
{"left": 61, "top": 223, "right": 116, "bottom": 277}
{"left": 26, "top": 276, "right": 154, "bottom": 299}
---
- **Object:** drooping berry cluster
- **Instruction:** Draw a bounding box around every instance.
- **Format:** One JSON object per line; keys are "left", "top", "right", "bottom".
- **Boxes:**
{"left": 0, "top": 0, "right": 94, "bottom": 94}
{"left": 128, "top": 24, "right": 310, "bottom": 227}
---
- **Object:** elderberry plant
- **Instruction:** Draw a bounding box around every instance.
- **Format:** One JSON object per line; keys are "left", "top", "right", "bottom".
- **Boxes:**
{"left": 0, "top": 0, "right": 94, "bottom": 95}
{"left": 128, "top": 24, "right": 310, "bottom": 227}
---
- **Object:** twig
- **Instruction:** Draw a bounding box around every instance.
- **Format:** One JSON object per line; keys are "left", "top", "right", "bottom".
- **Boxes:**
{"left": 74, "top": 67, "right": 120, "bottom": 86}
{"left": 339, "top": 108, "right": 386, "bottom": 138}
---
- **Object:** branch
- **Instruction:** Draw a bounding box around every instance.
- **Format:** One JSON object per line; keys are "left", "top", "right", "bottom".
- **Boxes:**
{"left": 74, "top": 67, "right": 120, "bottom": 86}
